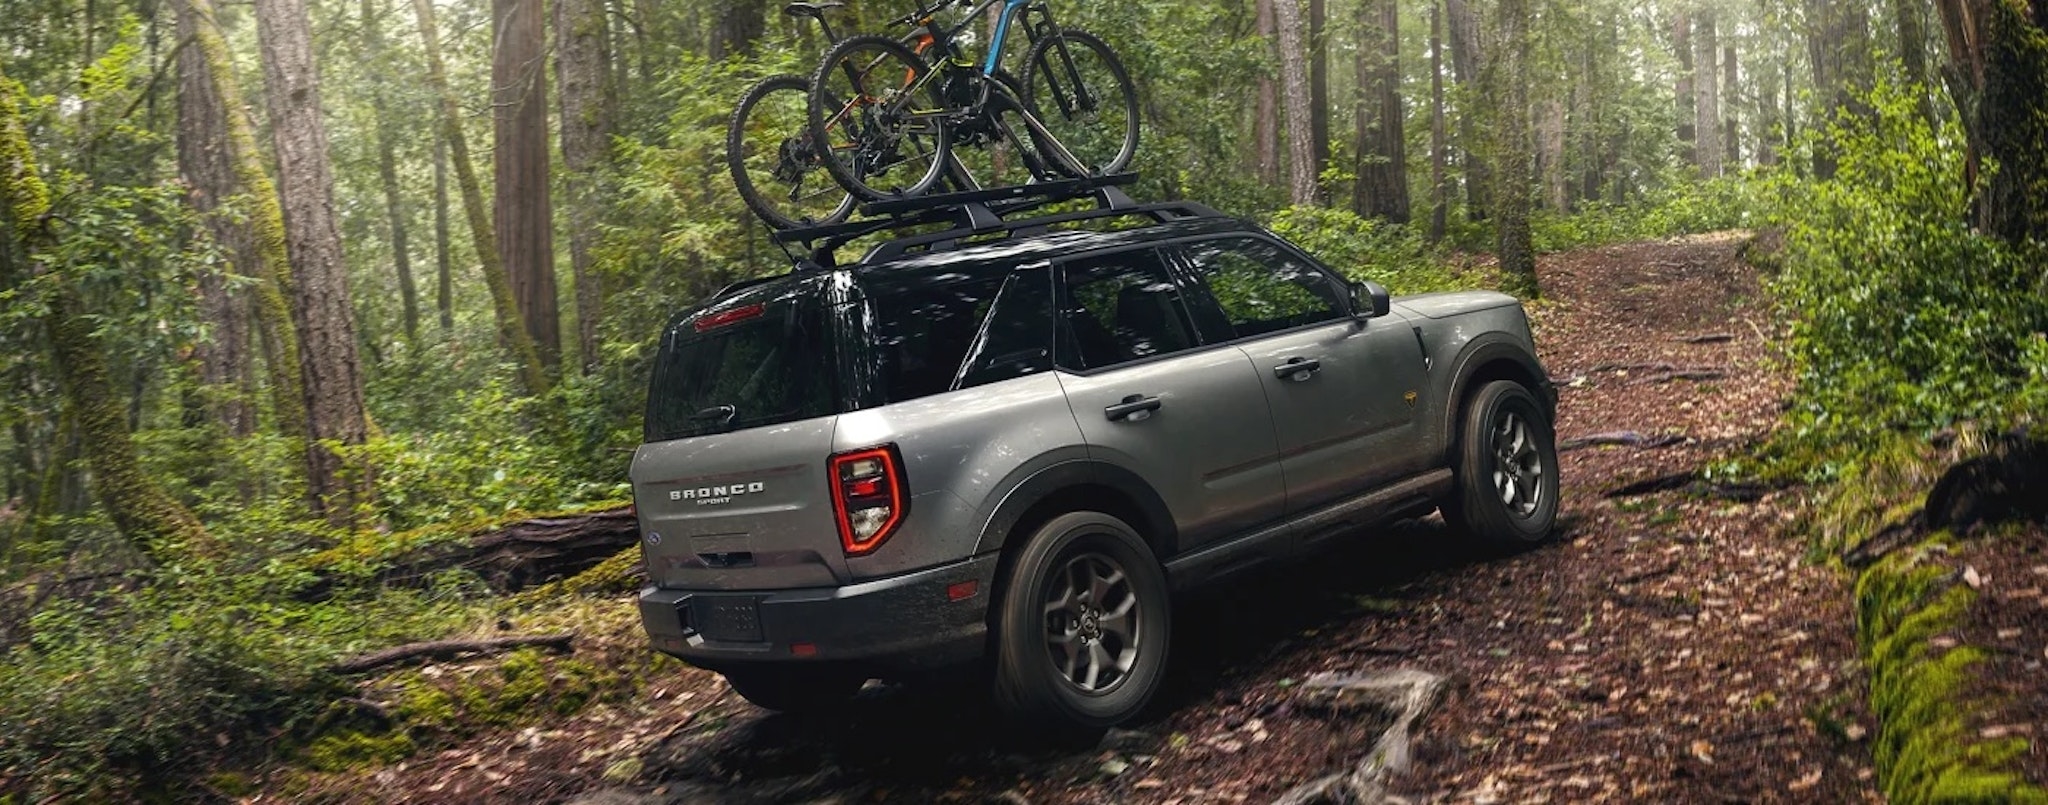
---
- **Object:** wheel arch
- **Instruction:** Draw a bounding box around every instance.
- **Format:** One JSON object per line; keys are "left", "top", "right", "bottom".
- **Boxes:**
{"left": 1440, "top": 337, "right": 1553, "bottom": 465}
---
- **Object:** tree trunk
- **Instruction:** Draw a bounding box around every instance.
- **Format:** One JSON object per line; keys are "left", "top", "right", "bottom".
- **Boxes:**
{"left": 0, "top": 73, "right": 208, "bottom": 561}
{"left": 413, "top": 0, "right": 550, "bottom": 395}
{"left": 1253, "top": 0, "right": 1280, "bottom": 185}
{"left": 1674, "top": 12, "right": 1694, "bottom": 166}
{"left": 255, "top": 0, "right": 373, "bottom": 524}
{"left": 362, "top": 0, "right": 420, "bottom": 343}
{"left": 1443, "top": 0, "right": 1489, "bottom": 220}
{"left": 557, "top": 0, "right": 615, "bottom": 374}
{"left": 494, "top": 0, "right": 559, "bottom": 372}
{"left": 1489, "top": 0, "right": 1537, "bottom": 297}
{"left": 1894, "top": 0, "right": 1938, "bottom": 127}
{"left": 1756, "top": 54, "right": 1779, "bottom": 166}
{"left": 433, "top": 132, "right": 454, "bottom": 331}
{"left": 1536, "top": 98, "right": 1566, "bottom": 210}
{"left": 173, "top": 0, "right": 311, "bottom": 461}
{"left": 1936, "top": 0, "right": 2048, "bottom": 243}
{"left": 1723, "top": 44, "right": 1740, "bottom": 167}
{"left": 1694, "top": 10, "right": 1722, "bottom": 177}
{"left": 1273, "top": 0, "right": 1318, "bottom": 205}
{"left": 1428, "top": 0, "right": 1448, "bottom": 242}
{"left": 176, "top": 2, "right": 257, "bottom": 438}
{"left": 1806, "top": 0, "right": 1875, "bottom": 178}
{"left": 1309, "top": 0, "right": 1330, "bottom": 201}
{"left": 1352, "top": 0, "right": 1408, "bottom": 222}
{"left": 708, "top": 0, "right": 769, "bottom": 59}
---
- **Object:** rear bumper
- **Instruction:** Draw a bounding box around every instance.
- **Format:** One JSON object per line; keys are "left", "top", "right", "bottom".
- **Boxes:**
{"left": 638, "top": 552, "right": 1001, "bottom": 675}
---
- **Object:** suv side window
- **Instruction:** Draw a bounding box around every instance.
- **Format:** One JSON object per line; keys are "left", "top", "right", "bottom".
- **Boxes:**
{"left": 1056, "top": 249, "right": 1198, "bottom": 371}
{"left": 953, "top": 265, "right": 1055, "bottom": 390}
{"left": 1180, "top": 237, "right": 1348, "bottom": 339}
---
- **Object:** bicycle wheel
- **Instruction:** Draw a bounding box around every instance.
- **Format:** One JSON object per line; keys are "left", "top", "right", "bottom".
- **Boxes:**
{"left": 728, "top": 75, "right": 856, "bottom": 230}
{"left": 1019, "top": 28, "right": 1139, "bottom": 178}
{"left": 809, "top": 34, "right": 952, "bottom": 201}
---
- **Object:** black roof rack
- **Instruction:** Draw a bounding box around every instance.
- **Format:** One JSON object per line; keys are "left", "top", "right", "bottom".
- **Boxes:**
{"left": 770, "top": 172, "right": 1223, "bottom": 267}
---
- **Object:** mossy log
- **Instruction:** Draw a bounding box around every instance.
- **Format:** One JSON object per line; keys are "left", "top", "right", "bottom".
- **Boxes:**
{"left": 309, "top": 505, "right": 640, "bottom": 597}
{"left": 331, "top": 633, "right": 572, "bottom": 674}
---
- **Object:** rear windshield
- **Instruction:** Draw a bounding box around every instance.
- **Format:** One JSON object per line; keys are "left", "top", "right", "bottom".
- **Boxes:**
{"left": 645, "top": 291, "right": 836, "bottom": 442}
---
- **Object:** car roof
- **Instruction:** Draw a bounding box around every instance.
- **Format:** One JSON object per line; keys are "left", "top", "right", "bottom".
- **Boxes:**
{"left": 856, "top": 215, "right": 1252, "bottom": 274}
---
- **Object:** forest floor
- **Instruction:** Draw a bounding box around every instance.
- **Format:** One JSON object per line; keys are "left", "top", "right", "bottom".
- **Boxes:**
{"left": 281, "top": 232, "right": 1889, "bottom": 804}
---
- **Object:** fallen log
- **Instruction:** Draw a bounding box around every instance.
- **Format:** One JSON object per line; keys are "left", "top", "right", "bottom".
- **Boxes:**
{"left": 1675, "top": 333, "right": 1736, "bottom": 344}
{"left": 1638, "top": 369, "right": 1726, "bottom": 384}
{"left": 301, "top": 504, "right": 643, "bottom": 600}
{"left": 1559, "top": 431, "right": 1684, "bottom": 452}
{"left": 332, "top": 633, "right": 573, "bottom": 674}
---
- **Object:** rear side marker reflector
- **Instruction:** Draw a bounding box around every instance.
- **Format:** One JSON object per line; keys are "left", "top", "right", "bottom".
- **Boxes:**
{"left": 947, "top": 580, "right": 978, "bottom": 601}
{"left": 791, "top": 643, "right": 818, "bottom": 657}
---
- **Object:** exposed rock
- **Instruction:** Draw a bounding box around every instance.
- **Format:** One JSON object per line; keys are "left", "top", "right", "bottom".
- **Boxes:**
{"left": 1273, "top": 668, "right": 1450, "bottom": 804}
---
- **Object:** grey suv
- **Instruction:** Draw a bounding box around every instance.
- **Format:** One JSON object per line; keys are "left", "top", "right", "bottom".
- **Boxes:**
{"left": 633, "top": 178, "right": 1557, "bottom": 726}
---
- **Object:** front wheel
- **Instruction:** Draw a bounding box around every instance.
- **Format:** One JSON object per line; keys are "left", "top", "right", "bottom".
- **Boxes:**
{"left": 808, "top": 34, "right": 952, "bottom": 201}
{"left": 1018, "top": 28, "right": 1139, "bottom": 178}
{"left": 992, "top": 511, "right": 1169, "bottom": 729}
{"left": 1441, "top": 380, "right": 1560, "bottom": 546}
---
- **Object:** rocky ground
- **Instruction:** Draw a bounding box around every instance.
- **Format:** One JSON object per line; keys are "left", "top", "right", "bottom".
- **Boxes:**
{"left": 289, "top": 232, "right": 1892, "bottom": 804}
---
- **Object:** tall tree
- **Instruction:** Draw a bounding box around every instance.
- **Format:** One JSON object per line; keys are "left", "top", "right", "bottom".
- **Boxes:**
{"left": 1806, "top": 0, "right": 1874, "bottom": 178}
{"left": 1674, "top": 11, "right": 1695, "bottom": 165}
{"left": 1273, "top": 0, "right": 1318, "bottom": 204}
{"left": 1487, "top": 0, "right": 1537, "bottom": 296}
{"left": 362, "top": 0, "right": 421, "bottom": 342}
{"left": 1352, "top": 0, "right": 1409, "bottom": 222}
{"left": 433, "top": 132, "right": 454, "bottom": 331}
{"left": 1936, "top": 0, "right": 2048, "bottom": 243}
{"left": 1723, "top": 44, "right": 1740, "bottom": 166}
{"left": 255, "top": 0, "right": 372, "bottom": 521}
{"left": 176, "top": 2, "right": 256, "bottom": 438}
{"left": 1428, "top": 0, "right": 1449, "bottom": 241}
{"left": 1309, "top": 0, "right": 1330, "bottom": 199}
{"left": 177, "top": 0, "right": 310, "bottom": 468}
{"left": 1694, "top": 10, "right": 1723, "bottom": 177}
{"left": 1893, "top": 0, "right": 1938, "bottom": 126}
{"left": 494, "top": 0, "right": 560, "bottom": 370}
{"left": 1444, "top": 0, "right": 1490, "bottom": 220}
{"left": 557, "top": 0, "right": 616, "bottom": 373}
{"left": 1, "top": 71, "right": 207, "bottom": 561}
{"left": 413, "top": 0, "right": 550, "bottom": 394}
{"left": 1253, "top": 0, "right": 1280, "bottom": 185}
{"left": 708, "top": 0, "right": 769, "bottom": 58}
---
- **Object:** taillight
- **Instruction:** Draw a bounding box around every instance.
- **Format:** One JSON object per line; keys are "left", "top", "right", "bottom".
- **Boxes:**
{"left": 830, "top": 445, "right": 907, "bottom": 556}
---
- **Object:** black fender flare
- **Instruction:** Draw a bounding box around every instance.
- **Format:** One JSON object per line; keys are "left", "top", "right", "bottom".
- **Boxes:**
{"left": 971, "top": 459, "right": 1179, "bottom": 559}
{"left": 1437, "top": 335, "right": 1553, "bottom": 461}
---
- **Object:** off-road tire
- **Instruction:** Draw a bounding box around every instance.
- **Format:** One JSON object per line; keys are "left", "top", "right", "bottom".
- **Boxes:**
{"left": 1442, "top": 380, "right": 1560, "bottom": 545}
{"left": 992, "top": 511, "right": 1169, "bottom": 728}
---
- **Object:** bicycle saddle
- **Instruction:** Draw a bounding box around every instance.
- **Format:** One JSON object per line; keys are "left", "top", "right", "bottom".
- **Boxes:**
{"left": 782, "top": 1, "right": 845, "bottom": 19}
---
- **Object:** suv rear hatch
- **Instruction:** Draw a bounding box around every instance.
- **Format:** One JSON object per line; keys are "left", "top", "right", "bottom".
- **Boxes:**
{"left": 634, "top": 279, "right": 849, "bottom": 590}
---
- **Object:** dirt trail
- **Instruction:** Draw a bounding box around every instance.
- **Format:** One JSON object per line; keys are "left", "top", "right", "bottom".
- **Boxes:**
{"left": 322, "top": 234, "right": 1880, "bottom": 804}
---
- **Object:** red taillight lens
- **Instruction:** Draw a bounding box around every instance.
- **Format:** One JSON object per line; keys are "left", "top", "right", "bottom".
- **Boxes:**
{"left": 829, "top": 445, "right": 907, "bottom": 556}
{"left": 693, "top": 303, "right": 765, "bottom": 332}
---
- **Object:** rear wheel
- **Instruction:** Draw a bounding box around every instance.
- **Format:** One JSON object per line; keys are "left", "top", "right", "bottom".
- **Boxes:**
{"left": 1442, "top": 380, "right": 1559, "bottom": 545}
{"left": 808, "top": 34, "right": 952, "bottom": 200}
{"left": 727, "top": 75, "right": 856, "bottom": 229}
{"left": 723, "top": 667, "right": 866, "bottom": 713}
{"left": 992, "top": 511, "right": 1169, "bottom": 728}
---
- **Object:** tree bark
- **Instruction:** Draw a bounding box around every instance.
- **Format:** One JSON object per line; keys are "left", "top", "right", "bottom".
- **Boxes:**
{"left": 1253, "top": 0, "right": 1280, "bottom": 186}
{"left": 1443, "top": 0, "right": 1489, "bottom": 220}
{"left": 433, "top": 132, "right": 454, "bottom": 331}
{"left": 1894, "top": 0, "right": 1939, "bottom": 127}
{"left": 1723, "top": 44, "right": 1740, "bottom": 167}
{"left": 1428, "top": 0, "right": 1448, "bottom": 242}
{"left": 1694, "top": 10, "right": 1722, "bottom": 177}
{"left": 173, "top": 0, "right": 311, "bottom": 461}
{"left": 176, "top": 2, "right": 257, "bottom": 438}
{"left": 1806, "top": 0, "right": 1874, "bottom": 178}
{"left": 1936, "top": 0, "right": 2048, "bottom": 243}
{"left": 1309, "top": 0, "right": 1330, "bottom": 201}
{"left": 1536, "top": 98, "right": 1566, "bottom": 210}
{"left": 708, "top": 0, "right": 769, "bottom": 59}
{"left": 557, "top": 0, "right": 615, "bottom": 374}
{"left": 1488, "top": 0, "right": 1537, "bottom": 297}
{"left": 1352, "top": 0, "right": 1408, "bottom": 222}
{"left": 413, "top": 0, "right": 550, "bottom": 395}
{"left": 1674, "top": 12, "right": 1694, "bottom": 165}
{"left": 494, "top": 0, "right": 560, "bottom": 371}
{"left": 255, "top": 0, "right": 373, "bottom": 524}
{"left": 0, "top": 72, "right": 208, "bottom": 561}
{"left": 361, "top": 0, "right": 420, "bottom": 343}
{"left": 1273, "top": 0, "right": 1318, "bottom": 205}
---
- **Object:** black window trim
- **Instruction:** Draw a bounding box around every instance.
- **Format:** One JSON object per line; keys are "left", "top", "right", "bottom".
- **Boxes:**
{"left": 1160, "top": 231, "right": 1361, "bottom": 350}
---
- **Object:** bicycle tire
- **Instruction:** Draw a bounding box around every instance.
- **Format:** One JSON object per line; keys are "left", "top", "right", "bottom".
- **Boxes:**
{"left": 1018, "top": 28, "right": 1139, "bottom": 178}
{"left": 808, "top": 34, "right": 953, "bottom": 201}
{"left": 728, "top": 75, "right": 857, "bottom": 230}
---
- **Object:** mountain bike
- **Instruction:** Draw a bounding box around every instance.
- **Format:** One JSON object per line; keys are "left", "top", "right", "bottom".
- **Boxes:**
{"left": 804, "top": 0, "right": 1139, "bottom": 201}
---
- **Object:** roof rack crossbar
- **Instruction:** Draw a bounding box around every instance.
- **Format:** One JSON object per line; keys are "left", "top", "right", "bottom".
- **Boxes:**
{"left": 862, "top": 200, "right": 1223, "bottom": 262}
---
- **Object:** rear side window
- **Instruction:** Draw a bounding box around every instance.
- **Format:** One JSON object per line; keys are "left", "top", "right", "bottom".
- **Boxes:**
{"left": 860, "top": 265, "right": 1053, "bottom": 402}
{"left": 1055, "top": 248, "right": 1197, "bottom": 370}
{"left": 645, "top": 293, "right": 836, "bottom": 442}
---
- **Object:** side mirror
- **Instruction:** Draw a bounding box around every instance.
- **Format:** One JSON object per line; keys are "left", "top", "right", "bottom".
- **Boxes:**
{"left": 1350, "top": 281, "right": 1392, "bottom": 319}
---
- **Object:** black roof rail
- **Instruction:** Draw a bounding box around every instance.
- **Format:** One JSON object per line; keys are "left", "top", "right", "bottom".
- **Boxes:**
{"left": 768, "top": 172, "right": 1222, "bottom": 267}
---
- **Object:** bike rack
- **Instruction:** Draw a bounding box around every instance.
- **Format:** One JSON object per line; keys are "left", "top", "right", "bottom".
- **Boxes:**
{"left": 769, "top": 172, "right": 1224, "bottom": 268}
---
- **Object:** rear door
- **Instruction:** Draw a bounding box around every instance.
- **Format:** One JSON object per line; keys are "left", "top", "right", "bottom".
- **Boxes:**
{"left": 1173, "top": 236, "right": 1429, "bottom": 514}
{"left": 633, "top": 282, "right": 851, "bottom": 591}
{"left": 1051, "top": 247, "right": 1286, "bottom": 550}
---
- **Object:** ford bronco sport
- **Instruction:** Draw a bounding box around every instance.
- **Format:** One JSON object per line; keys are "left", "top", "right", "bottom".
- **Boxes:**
{"left": 634, "top": 175, "right": 1557, "bottom": 727}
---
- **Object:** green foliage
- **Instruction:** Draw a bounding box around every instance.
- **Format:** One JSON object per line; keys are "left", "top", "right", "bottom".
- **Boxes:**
{"left": 1528, "top": 175, "right": 1775, "bottom": 253}
{"left": 1263, "top": 205, "right": 1472, "bottom": 295}
{"left": 1770, "top": 79, "right": 2048, "bottom": 466}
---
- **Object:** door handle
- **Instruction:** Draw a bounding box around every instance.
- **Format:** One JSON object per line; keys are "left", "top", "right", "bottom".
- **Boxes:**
{"left": 1104, "top": 394, "right": 1162, "bottom": 423}
{"left": 1274, "top": 357, "right": 1322, "bottom": 381}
